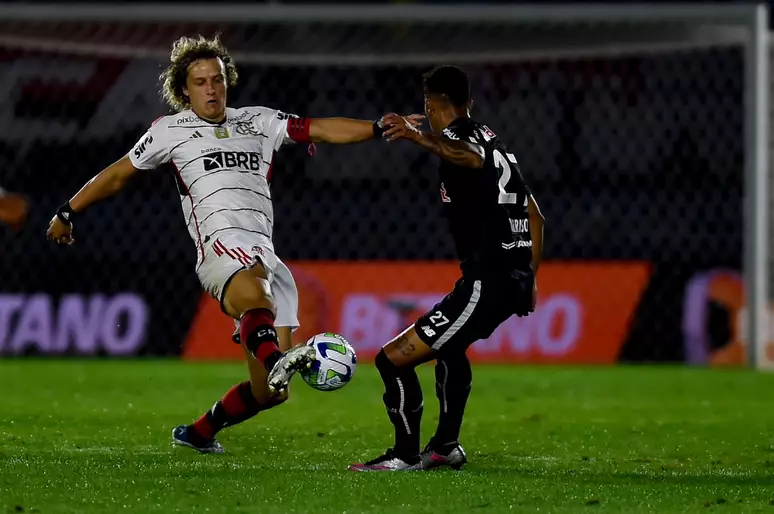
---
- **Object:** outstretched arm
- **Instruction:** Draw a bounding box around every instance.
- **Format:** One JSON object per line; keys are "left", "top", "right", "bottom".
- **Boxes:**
{"left": 286, "top": 115, "right": 424, "bottom": 145}
{"left": 405, "top": 131, "right": 484, "bottom": 168}
{"left": 47, "top": 156, "right": 139, "bottom": 244}
{"left": 67, "top": 156, "right": 139, "bottom": 213}
{"left": 308, "top": 118, "right": 377, "bottom": 144}
{"left": 380, "top": 113, "right": 484, "bottom": 169}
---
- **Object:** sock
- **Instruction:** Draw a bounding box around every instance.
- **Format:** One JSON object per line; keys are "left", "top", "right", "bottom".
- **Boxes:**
{"left": 375, "top": 349, "right": 422, "bottom": 461}
{"left": 190, "top": 381, "right": 266, "bottom": 443}
{"left": 240, "top": 308, "right": 282, "bottom": 371}
{"left": 432, "top": 354, "right": 472, "bottom": 453}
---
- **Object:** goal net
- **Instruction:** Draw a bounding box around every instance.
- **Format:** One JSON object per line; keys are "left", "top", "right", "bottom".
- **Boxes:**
{"left": 0, "top": 3, "right": 768, "bottom": 367}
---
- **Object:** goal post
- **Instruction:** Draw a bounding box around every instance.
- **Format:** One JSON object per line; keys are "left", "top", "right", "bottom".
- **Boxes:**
{"left": 0, "top": 3, "right": 767, "bottom": 366}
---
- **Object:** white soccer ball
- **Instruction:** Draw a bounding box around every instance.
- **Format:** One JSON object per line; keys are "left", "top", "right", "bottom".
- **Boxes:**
{"left": 299, "top": 332, "right": 357, "bottom": 391}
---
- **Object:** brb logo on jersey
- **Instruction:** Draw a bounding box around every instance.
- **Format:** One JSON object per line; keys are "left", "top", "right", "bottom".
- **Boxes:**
{"left": 202, "top": 151, "right": 262, "bottom": 172}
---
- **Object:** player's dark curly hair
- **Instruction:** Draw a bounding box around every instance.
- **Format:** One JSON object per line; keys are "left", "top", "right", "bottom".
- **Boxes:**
{"left": 423, "top": 65, "right": 470, "bottom": 107}
{"left": 160, "top": 35, "right": 239, "bottom": 112}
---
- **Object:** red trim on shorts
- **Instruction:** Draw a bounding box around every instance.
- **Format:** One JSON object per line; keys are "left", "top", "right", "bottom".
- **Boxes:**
{"left": 236, "top": 247, "right": 253, "bottom": 266}
{"left": 216, "top": 241, "right": 250, "bottom": 267}
{"left": 221, "top": 243, "right": 238, "bottom": 261}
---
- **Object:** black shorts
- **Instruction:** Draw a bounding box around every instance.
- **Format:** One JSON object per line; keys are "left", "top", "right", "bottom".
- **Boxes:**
{"left": 414, "top": 271, "right": 533, "bottom": 355}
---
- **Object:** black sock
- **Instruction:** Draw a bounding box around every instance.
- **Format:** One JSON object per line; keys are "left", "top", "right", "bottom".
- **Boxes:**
{"left": 432, "top": 354, "right": 472, "bottom": 452}
{"left": 375, "top": 349, "right": 422, "bottom": 461}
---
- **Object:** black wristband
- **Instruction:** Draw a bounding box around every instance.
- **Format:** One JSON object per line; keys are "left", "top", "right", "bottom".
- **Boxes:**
{"left": 372, "top": 120, "right": 387, "bottom": 138}
{"left": 56, "top": 202, "right": 76, "bottom": 226}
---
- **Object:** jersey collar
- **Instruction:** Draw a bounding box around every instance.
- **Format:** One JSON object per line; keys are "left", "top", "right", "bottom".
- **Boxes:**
{"left": 191, "top": 110, "right": 228, "bottom": 126}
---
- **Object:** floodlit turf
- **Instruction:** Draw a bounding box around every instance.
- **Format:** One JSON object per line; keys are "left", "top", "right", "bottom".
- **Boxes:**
{"left": 1, "top": 361, "right": 774, "bottom": 513}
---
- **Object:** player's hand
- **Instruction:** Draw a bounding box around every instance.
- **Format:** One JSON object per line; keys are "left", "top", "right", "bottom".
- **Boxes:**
{"left": 46, "top": 216, "right": 74, "bottom": 245}
{"left": 378, "top": 113, "right": 424, "bottom": 130}
{"left": 380, "top": 113, "right": 423, "bottom": 142}
{"left": 531, "top": 278, "right": 538, "bottom": 313}
{"left": 405, "top": 113, "right": 425, "bottom": 128}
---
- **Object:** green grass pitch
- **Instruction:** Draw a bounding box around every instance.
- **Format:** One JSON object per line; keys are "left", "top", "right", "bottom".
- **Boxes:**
{"left": 1, "top": 361, "right": 774, "bottom": 513}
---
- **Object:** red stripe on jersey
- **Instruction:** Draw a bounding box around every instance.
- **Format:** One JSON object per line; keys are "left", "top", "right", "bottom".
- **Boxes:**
{"left": 287, "top": 117, "right": 312, "bottom": 143}
{"left": 172, "top": 161, "right": 206, "bottom": 262}
{"left": 213, "top": 240, "right": 224, "bottom": 256}
{"left": 232, "top": 247, "right": 248, "bottom": 266}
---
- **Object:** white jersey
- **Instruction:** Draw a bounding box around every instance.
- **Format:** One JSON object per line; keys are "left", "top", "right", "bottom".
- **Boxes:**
{"left": 128, "top": 106, "right": 299, "bottom": 266}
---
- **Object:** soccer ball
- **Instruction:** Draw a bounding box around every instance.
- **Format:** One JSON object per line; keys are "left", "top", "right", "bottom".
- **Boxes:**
{"left": 299, "top": 332, "right": 357, "bottom": 391}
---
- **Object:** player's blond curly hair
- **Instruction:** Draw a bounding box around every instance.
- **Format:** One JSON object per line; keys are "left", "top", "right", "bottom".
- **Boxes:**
{"left": 160, "top": 34, "right": 239, "bottom": 112}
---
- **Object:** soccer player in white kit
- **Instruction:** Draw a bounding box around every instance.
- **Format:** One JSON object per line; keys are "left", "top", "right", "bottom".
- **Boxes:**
{"left": 46, "top": 35, "right": 413, "bottom": 453}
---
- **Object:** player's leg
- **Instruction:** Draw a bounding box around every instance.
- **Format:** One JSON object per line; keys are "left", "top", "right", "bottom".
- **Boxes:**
{"left": 223, "top": 263, "right": 313, "bottom": 394}
{"left": 419, "top": 352, "right": 471, "bottom": 470}
{"left": 417, "top": 273, "right": 531, "bottom": 470}
{"left": 175, "top": 328, "right": 296, "bottom": 453}
{"left": 270, "top": 260, "right": 300, "bottom": 354}
{"left": 230, "top": 321, "right": 292, "bottom": 350}
{"left": 175, "top": 340, "right": 290, "bottom": 453}
{"left": 264, "top": 259, "right": 309, "bottom": 391}
{"left": 349, "top": 278, "right": 482, "bottom": 471}
{"left": 348, "top": 326, "right": 435, "bottom": 471}
{"left": 245, "top": 260, "right": 299, "bottom": 402}
{"left": 352, "top": 276, "right": 483, "bottom": 471}
{"left": 276, "top": 326, "right": 293, "bottom": 352}
{"left": 223, "top": 264, "right": 282, "bottom": 368}
{"left": 174, "top": 243, "right": 306, "bottom": 452}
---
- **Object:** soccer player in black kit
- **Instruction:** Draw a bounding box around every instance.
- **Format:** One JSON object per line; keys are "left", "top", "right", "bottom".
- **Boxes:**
{"left": 349, "top": 66, "right": 545, "bottom": 472}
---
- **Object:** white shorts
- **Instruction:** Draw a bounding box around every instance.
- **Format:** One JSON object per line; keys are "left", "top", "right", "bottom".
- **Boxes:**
{"left": 197, "top": 231, "right": 300, "bottom": 330}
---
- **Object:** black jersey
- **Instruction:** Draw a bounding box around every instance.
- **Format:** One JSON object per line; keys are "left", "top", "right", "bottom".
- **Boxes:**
{"left": 437, "top": 116, "right": 532, "bottom": 276}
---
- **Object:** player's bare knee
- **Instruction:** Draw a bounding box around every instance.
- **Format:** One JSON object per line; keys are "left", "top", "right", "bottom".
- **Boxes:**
{"left": 382, "top": 327, "right": 433, "bottom": 368}
{"left": 237, "top": 289, "right": 277, "bottom": 319}
{"left": 223, "top": 271, "right": 277, "bottom": 318}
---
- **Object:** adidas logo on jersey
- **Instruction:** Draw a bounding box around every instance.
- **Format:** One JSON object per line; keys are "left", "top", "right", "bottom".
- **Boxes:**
{"left": 190, "top": 131, "right": 203, "bottom": 139}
